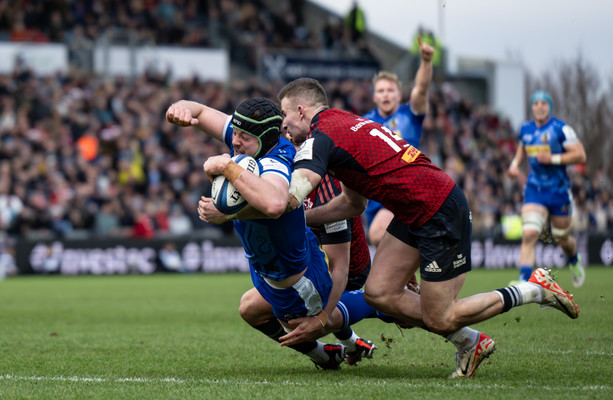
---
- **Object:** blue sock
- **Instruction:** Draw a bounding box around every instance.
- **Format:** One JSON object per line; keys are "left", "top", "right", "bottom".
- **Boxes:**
{"left": 519, "top": 265, "right": 533, "bottom": 282}
{"left": 568, "top": 253, "right": 578, "bottom": 264}
{"left": 337, "top": 290, "right": 394, "bottom": 326}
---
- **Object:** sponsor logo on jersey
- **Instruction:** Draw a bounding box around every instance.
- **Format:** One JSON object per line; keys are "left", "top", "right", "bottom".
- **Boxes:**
{"left": 453, "top": 254, "right": 467, "bottom": 269}
{"left": 401, "top": 145, "right": 421, "bottom": 163}
{"left": 424, "top": 260, "right": 441, "bottom": 273}
{"left": 260, "top": 158, "right": 289, "bottom": 175}
{"left": 324, "top": 220, "right": 348, "bottom": 234}
{"left": 525, "top": 144, "right": 551, "bottom": 157}
{"left": 294, "top": 138, "right": 314, "bottom": 162}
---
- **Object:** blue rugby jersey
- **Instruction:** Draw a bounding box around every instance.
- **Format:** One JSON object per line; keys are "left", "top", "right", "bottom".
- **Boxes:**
{"left": 222, "top": 118, "right": 321, "bottom": 282}
{"left": 518, "top": 117, "right": 578, "bottom": 192}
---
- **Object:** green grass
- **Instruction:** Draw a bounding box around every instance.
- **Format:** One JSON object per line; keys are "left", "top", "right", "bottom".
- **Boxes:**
{"left": 0, "top": 267, "right": 611, "bottom": 400}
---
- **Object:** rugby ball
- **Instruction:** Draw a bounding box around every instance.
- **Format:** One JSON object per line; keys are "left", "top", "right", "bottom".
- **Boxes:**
{"left": 211, "top": 154, "right": 260, "bottom": 214}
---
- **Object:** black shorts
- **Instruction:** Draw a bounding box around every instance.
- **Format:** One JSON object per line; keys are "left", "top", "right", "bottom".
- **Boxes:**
{"left": 386, "top": 185, "right": 472, "bottom": 282}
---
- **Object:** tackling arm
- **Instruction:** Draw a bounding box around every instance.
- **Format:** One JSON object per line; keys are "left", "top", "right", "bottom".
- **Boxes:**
{"left": 306, "top": 183, "right": 367, "bottom": 226}
{"left": 321, "top": 241, "right": 350, "bottom": 323}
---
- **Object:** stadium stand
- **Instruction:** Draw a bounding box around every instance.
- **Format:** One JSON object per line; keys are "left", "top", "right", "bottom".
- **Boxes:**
{"left": 0, "top": 0, "right": 611, "bottom": 250}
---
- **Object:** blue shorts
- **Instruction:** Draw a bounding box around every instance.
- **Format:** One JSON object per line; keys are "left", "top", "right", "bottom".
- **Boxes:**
{"left": 524, "top": 183, "right": 573, "bottom": 216}
{"left": 250, "top": 258, "right": 332, "bottom": 323}
{"left": 387, "top": 184, "right": 472, "bottom": 282}
{"left": 364, "top": 200, "right": 384, "bottom": 227}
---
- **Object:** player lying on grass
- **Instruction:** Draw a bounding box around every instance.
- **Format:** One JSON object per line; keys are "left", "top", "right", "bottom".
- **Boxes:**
{"left": 167, "top": 97, "right": 376, "bottom": 369}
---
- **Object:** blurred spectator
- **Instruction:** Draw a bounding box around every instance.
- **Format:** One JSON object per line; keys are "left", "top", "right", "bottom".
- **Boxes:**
{"left": 159, "top": 241, "right": 183, "bottom": 272}
{"left": 0, "top": 0, "right": 607, "bottom": 248}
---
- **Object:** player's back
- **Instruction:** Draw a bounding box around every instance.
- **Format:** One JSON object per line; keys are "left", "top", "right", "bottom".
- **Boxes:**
{"left": 362, "top": 104, "right": 424, "bottom": 148}
{"left": 306, "top": 108, "right": 454, "bottom": 228}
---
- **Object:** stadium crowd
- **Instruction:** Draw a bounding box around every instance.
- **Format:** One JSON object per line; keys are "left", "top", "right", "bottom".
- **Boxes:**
{"left": 0, "top": 0, "right": 611, "bottom": 244}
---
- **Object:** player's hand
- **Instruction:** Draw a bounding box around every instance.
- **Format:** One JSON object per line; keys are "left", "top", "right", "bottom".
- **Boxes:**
{"left": 203, "top": 154, "right": 232, "bottom": 181}
{"left": 507, "top": 163, "right": 520, "bottom": 178}
{"left": 278, "top": 316, "right": 326, "bottom": 346}
{"left": 198, "top": 196, "right": 230, "bottom": 224}
{"left": 537, "top": 150, "right": 552, "bottom": 164}
{"left": 166, "top": 103, "right": 199, "bottom": 127}
{"left": 418, "top": 35, "right": 434, "bottom": 63}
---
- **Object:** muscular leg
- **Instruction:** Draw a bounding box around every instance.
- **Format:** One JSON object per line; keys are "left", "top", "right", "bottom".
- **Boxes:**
{"left": 239, "top": 287, "right": 274, "bottom": 326}
{"left": 366, "top": 232, "right": 506, "bottom": 334}
{"left": 364, "top": 232, "right": 423, "bottom": 327}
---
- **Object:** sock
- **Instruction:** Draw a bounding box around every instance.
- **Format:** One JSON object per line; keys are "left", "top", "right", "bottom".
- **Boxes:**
{"left": 445, "top": 327, "right": 479, "bottom": 351}
{"left": 495, "top": 282, "right": 543, "bottom": 313}
{"left": 495, "top": 286, "right": 523, "bottom": 313}
{"left": 568, "top": 253, "right": 578, "bottom": 264}
{"left": 333, "top": 326, "right": 353, "bottom": 341}
{"left": 306, "top": 341, "right": 331, "bottom": 364}
{"left": 519, "top": 265, "right": 533, "bottom": 282}
{"left": 335, "top": 330, "right": 358, "bottom": 353}
{"left": 515, "top": 281, "right": 542, "bottom": 303}
{"left": 252, "top": 319, "right": 317, "bottom": 354}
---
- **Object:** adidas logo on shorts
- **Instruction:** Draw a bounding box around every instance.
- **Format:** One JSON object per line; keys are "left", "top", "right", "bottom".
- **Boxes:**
{"left": 424, "top": 261, "right": 441, "bottom": 273}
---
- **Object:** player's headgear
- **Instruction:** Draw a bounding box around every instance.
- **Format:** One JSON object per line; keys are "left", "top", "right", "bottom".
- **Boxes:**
{"left": 232, "top": 97, "right": 283, "bottom": 159}
{"left": 530, "top": 90, "right": 553, "bottom": 116}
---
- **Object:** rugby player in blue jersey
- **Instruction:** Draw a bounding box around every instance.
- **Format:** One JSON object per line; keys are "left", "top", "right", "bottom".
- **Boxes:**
{"left": 166, "top": 97, "right": 376, "bottom": 370}
{"left": 362, "top": 36, "right": 433, "bottom": 247}
{"left": 508, "top": 90, "right": 586, "bottom": 287}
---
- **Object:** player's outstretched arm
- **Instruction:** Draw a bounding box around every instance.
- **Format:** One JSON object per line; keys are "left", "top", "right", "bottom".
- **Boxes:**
{"left": 166, "top": 100, "right": 228, "bottom": 142}
{"left": 409, "top": 35, "right": 434, "bottom": 115}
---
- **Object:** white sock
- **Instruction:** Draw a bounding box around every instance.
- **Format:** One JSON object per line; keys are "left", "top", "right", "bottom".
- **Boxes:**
{"left": 338, "top": 331, "right": 359, "bottom": 353}
{"left": 445, "top": 326, "right": 479, "bottom": 351}
{"left": 516, "top": 282, "right": 543, "bottom": 303}
{"left": 306, "top": 341, "right": 328, "bottom": 363}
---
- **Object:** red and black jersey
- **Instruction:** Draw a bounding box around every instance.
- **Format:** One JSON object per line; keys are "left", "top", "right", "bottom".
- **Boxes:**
{"left": 304, "top": 174, "right": 371, "bottom": 276}
{"left": 294, "top": 108, "right": 455, "bottom": 228}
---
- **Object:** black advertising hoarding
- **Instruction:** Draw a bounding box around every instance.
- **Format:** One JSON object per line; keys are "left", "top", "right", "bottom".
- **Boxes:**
{"left": 260, "top": 52, "right": 380, "bottom": 82}
{"left": 12, "top": 233, "right": 612, "bottom": 276}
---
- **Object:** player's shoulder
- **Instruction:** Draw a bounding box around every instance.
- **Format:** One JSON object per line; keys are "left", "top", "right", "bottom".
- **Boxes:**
{"left": 259, "top": 138, "right": 295, "bottom": 174}
{"left": 397, "top": 103, "right": 415, "bottom": 116}
{"left": 520, "top": 120, "right": 535, "bottom": 130}
{"left": 549, "top": 117, "right": 567, "bottom": 129}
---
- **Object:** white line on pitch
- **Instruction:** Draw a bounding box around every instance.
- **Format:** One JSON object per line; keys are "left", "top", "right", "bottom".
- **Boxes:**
{"left": 0, "top": 374, "right": 610, "bottom": 391}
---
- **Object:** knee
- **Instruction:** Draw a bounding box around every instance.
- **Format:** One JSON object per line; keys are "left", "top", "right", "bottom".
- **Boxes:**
{"left": 521, "top": 229, "right": 539, "bottom": 245}
{"left": 422, "top": 314, "right": 457, "bottom": 334}
{"left": 238, "top": 290, "right": 262, "bottom": 325}
{"left": 364, "top": 283, "right": 392, "bottom": 309}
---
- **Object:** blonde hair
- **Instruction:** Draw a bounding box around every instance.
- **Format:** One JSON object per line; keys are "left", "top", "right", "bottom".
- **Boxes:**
{"left": 372, "top": 71, "right": 402, "bottom": 90}
{"left": 278, "top": 78, "right": 329, "bottom": 108}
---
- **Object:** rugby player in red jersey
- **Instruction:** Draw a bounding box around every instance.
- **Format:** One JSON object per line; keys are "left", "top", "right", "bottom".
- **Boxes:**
{"left": 276, "top": 78, "right": 579, "bottom": 378}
